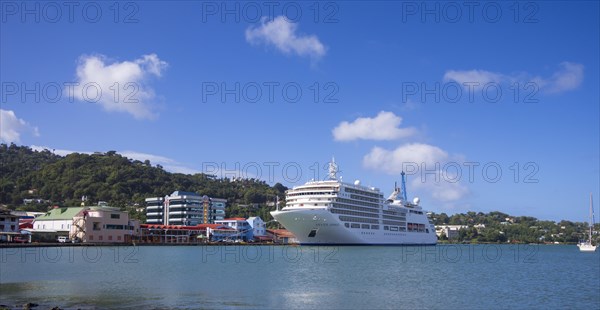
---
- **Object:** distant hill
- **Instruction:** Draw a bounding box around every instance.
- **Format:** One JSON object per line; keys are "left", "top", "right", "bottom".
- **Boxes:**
{"left": 429, "top": 210, "right": 598, "bottom": 244}
{"left": 0, "top": 144, "right": 287, "bottom": 222}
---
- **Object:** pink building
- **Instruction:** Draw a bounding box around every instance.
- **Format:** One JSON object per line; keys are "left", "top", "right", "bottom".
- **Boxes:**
{"left": 71, "top": 206, "right": 140, "bottom": 243}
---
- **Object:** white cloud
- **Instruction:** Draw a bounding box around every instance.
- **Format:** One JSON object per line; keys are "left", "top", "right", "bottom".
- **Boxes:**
{"left": 0, "top": 109, "right": 39, "bottom": 143}
{"left": 410, "top": 174, "right": 469, "bottom": 202}
{"left": 363, "top": 143, "right": 448, "bottom": 174}
{"left": 119, "top": 151, "right": 175, "bottom": 164}
{"left": 29, "top": 146, "right": 199, "bottom": 175}
{"left": 443, "top": 69, "right": 504, "bottom": 87}
{"left": 533, "top": 62, "right": 584, "bottom": 93}
{"left": 119, "top": 150, "right": 200, "bottom": 174}
{"left": 443, "top": 62, "right": 584, "bottom": 94}
{"left": 71, "top": 53, "right": 168, "bottom": 119}
{"left": 245, "top": 16, "right": 326, "bottom": 61}
{"left": 332, "top": 111, "right": 417, "bottom": 141}
{"left": 363, "top": 143, "right": 469, "bottom": 202}
{"left": 30, "top": 145, "right": 91, "bottom": 156}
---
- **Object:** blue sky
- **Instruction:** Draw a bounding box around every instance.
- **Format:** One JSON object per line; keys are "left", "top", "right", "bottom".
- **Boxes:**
{"left": 1, "top": 1, "right": 598, "bottom": 222}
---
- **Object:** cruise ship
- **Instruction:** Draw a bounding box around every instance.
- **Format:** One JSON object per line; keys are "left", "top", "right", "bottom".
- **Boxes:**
{"left": 271, "top": 159, "right": 437, "bottom": 245}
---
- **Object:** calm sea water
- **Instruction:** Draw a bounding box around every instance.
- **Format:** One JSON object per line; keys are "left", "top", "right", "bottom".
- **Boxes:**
{"left": 1, "top": 245, "right": 599, "bottom": 309}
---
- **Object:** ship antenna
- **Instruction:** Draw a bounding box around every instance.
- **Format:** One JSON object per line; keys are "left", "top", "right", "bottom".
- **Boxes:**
{"left": 328, "top": 156, "right": 338, "bottom": 180}
{"left": 401, "top": 171, "right": 408, "bottom": 202}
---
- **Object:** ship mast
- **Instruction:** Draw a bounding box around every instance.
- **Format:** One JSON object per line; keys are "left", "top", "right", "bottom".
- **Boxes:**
{"left": 401, "top": 171, "right": 408, "bottom": 202}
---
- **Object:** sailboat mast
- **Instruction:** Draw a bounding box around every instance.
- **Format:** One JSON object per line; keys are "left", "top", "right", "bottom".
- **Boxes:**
{"left": 589, "top": 193, "right": 594, "bottom": 241}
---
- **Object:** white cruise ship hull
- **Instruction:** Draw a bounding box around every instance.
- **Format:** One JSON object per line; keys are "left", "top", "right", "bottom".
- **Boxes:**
{"left": 271, "top": 208, "right": 437, "bottom": 245}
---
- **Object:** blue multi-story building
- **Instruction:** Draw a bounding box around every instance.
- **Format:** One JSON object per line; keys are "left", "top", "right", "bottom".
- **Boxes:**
{"left": 145, "top": 191, "right": 226, "bottom": 225}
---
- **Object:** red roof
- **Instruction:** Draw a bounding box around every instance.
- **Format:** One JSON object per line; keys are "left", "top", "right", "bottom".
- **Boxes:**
{"left": 221, "top": 217, "right": 247, "bottom": 221}
{"left": 267, "top": 229, "right": 296, "bottom": 238}
{"left": 140, "top": 224, "right": 228, "bottom": 230}
{"left": 19, "top": 222, "right": 33, "bottom": 230}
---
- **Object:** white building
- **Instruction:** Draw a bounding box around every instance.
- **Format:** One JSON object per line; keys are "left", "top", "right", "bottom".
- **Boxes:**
{"left": 435, "top": 225, "right": 467, "bottom": 239}
{"left": 0, "top": 209, "right": 20, "bottom": 241}
{"left": 214, "top": 218, "right": 253, "bottom": 241}
{"left": 33, "top": 207, "right": 84, "bottom": 233}
{"left": 247, "top": 216, "right": 266, "bottom": 237}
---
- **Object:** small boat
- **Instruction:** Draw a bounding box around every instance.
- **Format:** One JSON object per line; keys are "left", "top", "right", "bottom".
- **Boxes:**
{"left": 577, "top": 193, "right": 597, "bottom": 252}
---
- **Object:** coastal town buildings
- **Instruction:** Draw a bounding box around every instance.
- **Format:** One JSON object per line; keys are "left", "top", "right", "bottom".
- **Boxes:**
{"left": 28, "top": 205, "right": 138, "bottom": 243}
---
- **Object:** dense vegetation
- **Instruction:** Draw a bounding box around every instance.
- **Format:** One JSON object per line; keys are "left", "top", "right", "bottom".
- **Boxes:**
{"left": 0, "top": 144, "right": 286, "bottom": 224}
{"left": 431, "top": 211, "right": 599, "bottom": 244}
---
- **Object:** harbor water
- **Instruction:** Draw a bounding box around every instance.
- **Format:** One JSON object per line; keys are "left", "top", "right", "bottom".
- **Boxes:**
{"left": 1, "top": 244, "right": 599, "bottom": 309}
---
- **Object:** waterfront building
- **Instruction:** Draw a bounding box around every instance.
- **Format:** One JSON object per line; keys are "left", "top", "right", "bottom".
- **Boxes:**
{"left": 145, "top": 191, "right": 227, "bottom": 225}
{"left": 70, "top": 205, "right": 140, "bottom": 243}
{"left": 139, "top": 223, "right": 233, "bottom": 243}
{"left": 214, "top": 218, "right": 253, "bottom": 241}
{"left": 32, "top": 207, "right": 84, "bottom": 240}
{"left": 247, "top": 216, "right": 266, "bottom": 237}
{"left": 0, "top": 209, "right": 20, "bottom": 242}
{"left": 266, "top": 229, "right": 298, "bottom": 244}
{"left": 435, "top": 225, "right": 467, "bottom": 239}
{"left": 210, "top": 198, "right": 227, "bottom": 222}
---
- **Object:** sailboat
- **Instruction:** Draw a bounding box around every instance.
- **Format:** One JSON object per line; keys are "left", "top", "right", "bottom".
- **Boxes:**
{"left": 577, "top": 193, "right": 597, "bottom": 252}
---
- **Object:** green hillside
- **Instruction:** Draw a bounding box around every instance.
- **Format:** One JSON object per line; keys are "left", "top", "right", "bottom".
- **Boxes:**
{"left": 0, "top": 143, "right": 286, "bottom": 222}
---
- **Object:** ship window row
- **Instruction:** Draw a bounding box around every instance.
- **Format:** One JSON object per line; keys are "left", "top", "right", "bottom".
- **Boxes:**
{"left": 382, "top": 215, "right": 406, "bottom": 221}
{"left": 384, "top": 226, "right": 407, "bottom": 232}
{"left": 335, "top": 198, "right": 379, "bottom": 209}
{"left": 338, "top": 216, "right": 379, "bottom": 224}
{"left": 382, "top": 220, "right": 406, "bottom": 226}
{"left": 344, "top": 187, "right": 382, "bottom": 198}
{"left": 349, "top": 194, "right": 380, "bottom": 203}
{"left": 333, "top": 202, "right": 379, "bottom": 213}
{"left": 295, "top": 187, "right": 338, "bottom": 192}
{"left": 344, "top": 223, "right": 380, "bottom": 230}
{"left": 409, "top": 210, "right": 424, "bottom": 215}
{"left": 383, "top": 210, "right": 407, "bottom": 216}
{"left": 408, "top": 223, "right": 426, "bottom": 232}
{"left": 288, "top": 191, "right": 337, "bottom": 197}
{"left": 331, "top": 208, "right": 380, "bottom": 219}
{"left": 295, "top": 186, "right": 338, "bottom": 190}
